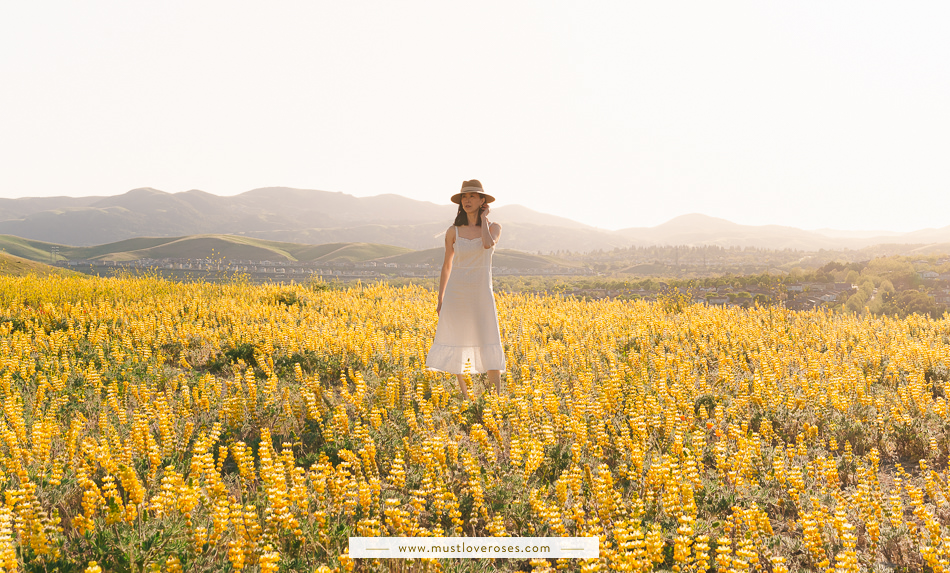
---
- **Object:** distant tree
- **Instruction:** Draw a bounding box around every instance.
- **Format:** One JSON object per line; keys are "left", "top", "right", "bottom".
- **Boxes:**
{"left": 815, "top": 271, "right": 833, "bottom": 283}
{"left": 847, "top": 261, "right": 868, "bottom": 273}
{"left": 845, "top": 291, "right": 868, "bottom": 314}
{"left": 864, "top": 258, "right": 919, "bottom": 290}
{"left": 880, "top": 290, "right": 946, "bottom": 319}
{"left": 821, "top": 261, "right": 847, "bottom": 274}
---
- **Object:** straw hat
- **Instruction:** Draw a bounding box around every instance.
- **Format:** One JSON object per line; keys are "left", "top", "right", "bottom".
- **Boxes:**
{"left": 450, "top": 179, "right": 495, "bottom": 204}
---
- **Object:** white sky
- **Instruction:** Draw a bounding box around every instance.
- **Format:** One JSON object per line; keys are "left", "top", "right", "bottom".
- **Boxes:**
{"left": 1, "top": 1, "right": 948, "bottom": 232}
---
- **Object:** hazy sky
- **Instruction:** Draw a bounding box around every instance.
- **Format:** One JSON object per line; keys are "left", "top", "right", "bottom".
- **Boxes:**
{"left": 2, "top": 1, "right": 948, "bottom": 232}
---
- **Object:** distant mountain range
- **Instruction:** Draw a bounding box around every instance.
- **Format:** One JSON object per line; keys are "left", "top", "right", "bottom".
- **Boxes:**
{"left": 1, "top": 187, "right": 949, "bottom": 253}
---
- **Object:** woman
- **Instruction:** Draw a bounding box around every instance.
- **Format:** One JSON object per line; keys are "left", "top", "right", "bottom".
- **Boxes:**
{"left": 426, "top": 180, "right": 505, "bottom": 398}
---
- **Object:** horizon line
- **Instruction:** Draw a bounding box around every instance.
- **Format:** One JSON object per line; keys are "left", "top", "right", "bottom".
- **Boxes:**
{"left": 0, "top": 186, "right": 937, "bottom": 236}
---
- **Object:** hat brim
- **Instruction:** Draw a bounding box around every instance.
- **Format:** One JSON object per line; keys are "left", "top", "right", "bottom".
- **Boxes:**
{"left": 451, "top": 192, "right": 495, "bottom": 205}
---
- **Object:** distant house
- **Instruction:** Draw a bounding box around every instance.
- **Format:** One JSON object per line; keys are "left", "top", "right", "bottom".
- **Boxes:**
{"left": 787, "top": 295, "right": 822, "bottom": 311}
{"left": 787, "top": 283, "right": 804, "bottom": 292}
{"left": 919, "top": 271, "right": 939, "bottom": 279}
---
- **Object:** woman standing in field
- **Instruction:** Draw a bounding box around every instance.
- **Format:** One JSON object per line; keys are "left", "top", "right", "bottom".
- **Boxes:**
{"left": 426, "top": 180, "right": 505, "bottom": 398}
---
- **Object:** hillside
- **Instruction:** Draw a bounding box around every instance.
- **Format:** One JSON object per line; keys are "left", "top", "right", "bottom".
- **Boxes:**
{"left": 616, "top": 213, "right": 950, "bottom": 251}
{"left": 0, "top": 235, "right": 64, "bottom": 261}
{"left": 0, "top": 187, "right": 613, "bottom": 252}
{"left": 1, "top": 233, "right": 567, "bottom": 270}
{"left": 94, "top": 236, "right": 298, "bottom": 262}
{"left": 0, "top": 252, "right": 75, "bottom": 277}
{"left": 50, "top": 235, "right": 413, "bottom": 263}
{"left": 616, "top": 214, "right": 857, "bottom": 250}
{"left": 288, "top": 242, "right": 413, "bottom": 263}
{"left": 4, "top": 189, "right": 950, "bottom": 253}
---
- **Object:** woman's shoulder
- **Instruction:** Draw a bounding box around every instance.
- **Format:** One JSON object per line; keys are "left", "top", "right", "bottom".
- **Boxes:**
{"left": 445, "top": 225, "right": 457, "bottom": 239}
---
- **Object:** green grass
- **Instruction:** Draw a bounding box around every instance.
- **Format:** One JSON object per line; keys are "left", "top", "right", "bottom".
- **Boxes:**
{"left": 81, "top": 236, "right": 415, "bottom": 263}
{"left": 0, "top": 232, "right": 575, "bottom": 270}
{"left": 284, "top": 242, "right": 411, "bottom": 262}
{"left": 0, "top": 252, "right": 77, "bottom": 277}
{"left": 116, "top": 236, "right": 297, "bottom": 262}
{"left": 0, "top": 234, "right": 66, "bottom": 260}
{"left": 70, "top": 236, "right": 186, "bottom": 259}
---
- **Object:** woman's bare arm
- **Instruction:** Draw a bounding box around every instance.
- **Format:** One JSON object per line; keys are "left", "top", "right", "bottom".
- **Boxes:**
{"left": 480, "top": 204, "right": 502, "bottom": 249}
{"left": 437, "top": 226, "right": 455, "bottom": 314}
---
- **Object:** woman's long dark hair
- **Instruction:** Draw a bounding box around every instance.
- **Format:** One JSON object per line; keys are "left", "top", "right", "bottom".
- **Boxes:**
{"left": 453, "top": 202, "right": 483, "bottom": 227}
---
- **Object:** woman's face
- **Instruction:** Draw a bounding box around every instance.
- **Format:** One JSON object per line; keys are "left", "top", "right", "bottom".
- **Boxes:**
{"left": 459, "top": 192, "right": 485, "bottom": 213}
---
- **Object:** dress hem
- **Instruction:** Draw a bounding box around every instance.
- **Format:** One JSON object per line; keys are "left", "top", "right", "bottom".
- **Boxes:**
{"left": 425, "top": 344, "right": 506, "bottom": 375}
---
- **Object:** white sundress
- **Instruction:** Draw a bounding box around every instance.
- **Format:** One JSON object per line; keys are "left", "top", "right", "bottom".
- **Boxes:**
{"left": 426, "top": 226, "right": 506, "bottom": 374}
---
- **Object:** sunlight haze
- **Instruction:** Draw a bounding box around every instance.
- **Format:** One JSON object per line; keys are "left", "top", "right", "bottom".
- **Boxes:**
{"left": 1, "top": 1, "right": 948, "bottom": 232}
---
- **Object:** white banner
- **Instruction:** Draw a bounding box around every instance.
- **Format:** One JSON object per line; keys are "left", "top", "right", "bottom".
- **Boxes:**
{"left": 349, "top": 536, "right": 599, "bottom": 559}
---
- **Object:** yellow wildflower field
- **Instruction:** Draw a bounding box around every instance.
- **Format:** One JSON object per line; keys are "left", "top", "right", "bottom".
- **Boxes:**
{"left": 1, "top": 274, "right": 949, "bottom": 572}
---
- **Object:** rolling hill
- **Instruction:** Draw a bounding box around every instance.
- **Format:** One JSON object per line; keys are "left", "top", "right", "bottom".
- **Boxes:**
{"left": 0, "top": 187, "right": 618, "bottom": 252}
{"left": 616, "top": 214, "right": 950, "bottom": 251}
{"left": 41, "top": 235, "right": 413, "bottom": 264}
{"left": 0, "top": 235, "right": 67, "bottom": 261}
{"left": 0, "top": 233, "right": 574, "bottom": 271}
{"left": 0, "top": 252, "right": 75, "bottom": 277}
{"left": 3, "top": 188, "right": 950, "bottom": 253}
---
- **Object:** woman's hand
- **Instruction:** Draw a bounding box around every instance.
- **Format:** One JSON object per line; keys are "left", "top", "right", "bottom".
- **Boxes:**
{"left": 480, "top": 203, "right": 491, "bottom": 221}
{"left": 437, "top": 300, "right": 442, "bottom": 315}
